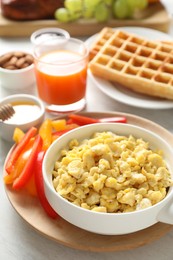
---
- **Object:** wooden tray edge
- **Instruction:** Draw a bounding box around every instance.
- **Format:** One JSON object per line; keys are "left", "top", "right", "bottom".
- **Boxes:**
{"left": 0, "top": 2, "right": 171, "bottom": 37}
{"left": 3, "top": 111, "right": 173, "bottom": 252}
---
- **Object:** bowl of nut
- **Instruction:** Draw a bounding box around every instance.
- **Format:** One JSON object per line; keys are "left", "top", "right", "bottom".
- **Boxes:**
{"left": 43, "top": 123, "right": 173, "bottom": 235}
{"left": 0, "top": 51, "right": 35, "bottom": 89}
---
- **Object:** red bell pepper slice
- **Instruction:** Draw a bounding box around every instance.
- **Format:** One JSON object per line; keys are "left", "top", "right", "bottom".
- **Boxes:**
{"left": 99, "top": 117, "right": 127, "bottom": 123}
{"left": 68, "top": 114, "right": 98, "bottom": 125}
{"left": 4, "top": 138, "right": 35, "bottom": 185}
{"left": 68, "top": 114, "right": 127, "bottom": 126}
{"left": 52, "top": 128, "right": 76, "bottom": 138}
{"left": 66, "top": 118, "right": 74, "bottom": 125}
{"left": 34, "top": 151, "right": 59, "bottom": 219}
{"left": 25, "top": 173, "right": 37, "bottom": 197}
{"left": 13, "top": 135, "right": 42, "bottom": 190}
{"left": 5, "top": 127, "right": 37, "bottom": 174}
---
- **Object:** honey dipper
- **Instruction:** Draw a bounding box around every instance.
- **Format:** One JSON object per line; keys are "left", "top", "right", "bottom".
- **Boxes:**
{"left": 0, "top": 104, "right": 15, "bottom": 121}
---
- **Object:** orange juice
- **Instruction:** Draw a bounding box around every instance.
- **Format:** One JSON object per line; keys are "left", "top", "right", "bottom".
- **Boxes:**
{"left": 34, "top": 50, "right": 88, "bottom": 105}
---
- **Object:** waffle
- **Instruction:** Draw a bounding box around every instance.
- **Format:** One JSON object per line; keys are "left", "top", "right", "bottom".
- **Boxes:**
{"left": 89, "top": 27, "right": 115, "bottom": 60}
{"left": 89, "top": 27, "right": 173, "bottom": 60}
{"left": 89, "top": 29, "right": 173, "bottom": 100}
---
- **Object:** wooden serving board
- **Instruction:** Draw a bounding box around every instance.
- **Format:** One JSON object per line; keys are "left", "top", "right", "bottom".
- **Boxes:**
{"left": 4, "top": 111, "right": 173, "bottom": 252}
{"left": 0, "top": 3, "right": 171, "bottom": 37}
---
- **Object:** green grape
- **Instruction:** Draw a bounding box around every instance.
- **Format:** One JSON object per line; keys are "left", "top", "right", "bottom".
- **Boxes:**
{"left": 94, "top": 2, "right": 110, "bottom": 22}
{"left": 127, "top": 0, "right": 148, "bottom": 10}
{"left": 83, "top": 8, "right": 94, "bottom": 19}
{"left": 83, "top": 0, "right": 102, "bottom": 19}
{"left": 126, "top": 7, "right": 134, "bottom": 18}
{"left": 65, "top": 0, "right": 82, "bottom": 13}
{"left": 105, "top": 0, "right": 114, "bottom": 6}
{"left": 83, "top": 0, "right": 102, "bottom": 11}
{"left": 93, "top": 0, "right": 102, "bottom": 5}
{"left": 54, "top": 8, "right": 71, "bottom": 22}
{"left": 127, "top": 0, "right": 139, "bottom": 9}
{"left": 113, "top": 0, "right": 130, "bottom": 19}
{"left": 69, "top": 12, "right": 81, "bottom": 21}
{"left": 135, "top": 0, "right": 148, "bottom": 10}
{"left": 122, "top": 0, "right": 134, "bottom": 18}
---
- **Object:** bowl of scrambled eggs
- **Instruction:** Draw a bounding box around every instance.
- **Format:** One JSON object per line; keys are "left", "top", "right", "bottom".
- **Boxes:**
{"left": 42, "top": 123, "right": 173, "bottom": 235}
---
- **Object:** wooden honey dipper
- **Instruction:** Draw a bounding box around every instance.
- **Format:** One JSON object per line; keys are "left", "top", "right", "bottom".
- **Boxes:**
{"left": 0, "top": 104, "right": 15, "bottom": 121}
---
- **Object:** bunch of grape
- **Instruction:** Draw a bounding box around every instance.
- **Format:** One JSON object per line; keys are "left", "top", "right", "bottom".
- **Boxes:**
{"left": 54, "top": 0, "right": 148, "bottom": 23}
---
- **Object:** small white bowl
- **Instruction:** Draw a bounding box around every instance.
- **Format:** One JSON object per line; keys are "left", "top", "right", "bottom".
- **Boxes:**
{"left": 0, "top": 51, "right": 35, "bottom": 90}
{"left": 0, "top": 94, "right": 45, "bottom": 142}
{"left": 30, "top": 27, "right": 70, "bottom": 46}
{"left": 43, "top": 123, "right": 173, "bottom": 235}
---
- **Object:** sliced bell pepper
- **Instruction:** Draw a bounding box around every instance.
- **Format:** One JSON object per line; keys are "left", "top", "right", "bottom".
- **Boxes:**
{"left": 4, "top": 138, "right": 35, "bottom": 184}
{"left": 65, "top": 123, "right": 79, "bottom": 129}
{"left": 5, "top": 127, "right": 37, "bottom": 174}
{"left": 68, "top": 114, "right": 127, "bottom": 125}
{"left": 66, "top": 118, "right": 74, "bottom": 125}
{"left": 39, "top": 119, "right": 52, "bottom": 151}
{"left": 68, "top": 114, "right": 98, "bottom": 125}
{"left": 13, "top": 135, "right": 42, "bottom": 190}
{"left": 52, "top": 127, "right": 78, "bottom": 142}
{"left": 51, "top": 119, "right": 67, "bottom": 131}
{"left": 34, "top": 151, "right": 59, "bottom": 219}
{"left": 13, "top": 127, "right": 25, "bottom": 144}
{"left": 25, "top": 173, "right": 37, "bottom": 196}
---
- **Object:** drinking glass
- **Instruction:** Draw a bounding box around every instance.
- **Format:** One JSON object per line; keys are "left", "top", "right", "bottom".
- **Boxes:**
{"left": 33, "top": 37, "right": 88, "bottom": 114}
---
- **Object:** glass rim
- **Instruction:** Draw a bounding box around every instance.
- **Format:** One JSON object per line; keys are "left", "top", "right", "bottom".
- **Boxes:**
{"left": 33, "top": 37, "right": 89, "bottom": 66}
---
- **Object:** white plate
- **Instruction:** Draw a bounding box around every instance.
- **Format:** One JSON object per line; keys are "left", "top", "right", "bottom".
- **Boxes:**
{"left": 85, "top": 27, "right": 173, "bottom": 109}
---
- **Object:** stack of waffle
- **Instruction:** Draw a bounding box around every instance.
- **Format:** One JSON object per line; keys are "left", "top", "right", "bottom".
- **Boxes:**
{"left": 89, "top": 27, "right": 173, "bottom": 100}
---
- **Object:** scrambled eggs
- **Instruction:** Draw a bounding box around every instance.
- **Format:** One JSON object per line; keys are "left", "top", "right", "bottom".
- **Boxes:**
{"left": 52, "top": 131, "right": 173, "bottom": 213}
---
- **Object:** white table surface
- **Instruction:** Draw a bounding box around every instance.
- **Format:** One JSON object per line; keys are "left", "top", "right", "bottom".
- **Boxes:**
{"left": 1, "top": 1, "right": 173, "bottom": 259}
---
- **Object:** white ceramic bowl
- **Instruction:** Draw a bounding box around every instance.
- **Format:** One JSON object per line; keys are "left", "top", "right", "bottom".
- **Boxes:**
{"left": 30, "top": 27, "right": 70, "bottom": 45}
{"left": 0, "top": 51, "right": 35, "bottom": 90}
{"left": 43, "top": 123, "right": 173, "bottom": 235}
{"left": 0, "top": 94, "right": 45, "bottom": 142}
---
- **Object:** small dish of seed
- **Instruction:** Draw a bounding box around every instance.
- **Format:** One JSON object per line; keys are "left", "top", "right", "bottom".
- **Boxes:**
{"left": 0, "top": 51, "right": 36, "bottom": 90}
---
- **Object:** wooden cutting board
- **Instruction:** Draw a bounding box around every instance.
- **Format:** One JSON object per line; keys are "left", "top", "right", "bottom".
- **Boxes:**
{"left": 0, "top": 2, "right": 171, "bottom": 37}
{"left": 4, "top": 112, "right": 173, "bottom": 252}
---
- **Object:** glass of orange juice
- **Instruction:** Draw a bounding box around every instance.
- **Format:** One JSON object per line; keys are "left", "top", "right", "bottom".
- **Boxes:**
{"left": 33, "top": 37, "right": 88, "bottom": 114}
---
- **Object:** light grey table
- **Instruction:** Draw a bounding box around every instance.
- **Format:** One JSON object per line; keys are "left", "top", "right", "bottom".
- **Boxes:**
{"left": 1, "top": 1, "right": 173, "bottom": 259}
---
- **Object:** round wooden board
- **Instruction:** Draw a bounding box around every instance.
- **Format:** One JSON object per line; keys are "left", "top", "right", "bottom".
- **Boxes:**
{"left": 4, "top": 112, "right": 173, "bottom": 252}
